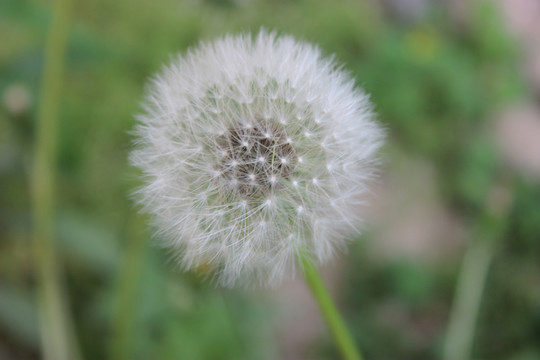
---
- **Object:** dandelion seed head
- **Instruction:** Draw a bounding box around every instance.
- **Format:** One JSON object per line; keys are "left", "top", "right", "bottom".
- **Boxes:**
{"left": 130, "top": 30, "right": 384, "bottom": 287}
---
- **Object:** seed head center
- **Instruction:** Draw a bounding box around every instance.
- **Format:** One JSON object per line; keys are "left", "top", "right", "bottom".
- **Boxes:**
{"left": 216, "top": 122, "right": 297, "bottom": 195}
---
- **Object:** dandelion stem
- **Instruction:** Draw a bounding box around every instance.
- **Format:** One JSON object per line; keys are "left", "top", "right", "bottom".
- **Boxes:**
{"left": 299, "top": 253, "right": 363, "bottom": 360}
{"left": 31, "top": 0, "right": 78, "bottom": 358}
{"left": 109, "top": 213, "right": 147, "bottom": 360}
{"left": 442, "top": 182, "right": 512, "bottom": 360}
{"left": 442, "top": 240, "right": 493, "bottom": 360}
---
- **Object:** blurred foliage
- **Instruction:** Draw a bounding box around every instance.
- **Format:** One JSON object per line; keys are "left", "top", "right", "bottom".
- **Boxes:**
{"left": 1, "top": 0, "right": 539, "bottom": 359}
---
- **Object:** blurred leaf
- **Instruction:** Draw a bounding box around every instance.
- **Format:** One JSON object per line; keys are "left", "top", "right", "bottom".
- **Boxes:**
{"left": 0, "top": 282, "right": 39, "bottom": 347}
{"left": 453, "top": 137, "right": 498, "bottom": 210}
{"left": 56, "top": 210, "right": 120, "bottom": 273}
{"left": 390, "top": 262, "right": 435, "bottom": 306}
{"left": 510, "top": 350, "right": 540, "bottom": 360}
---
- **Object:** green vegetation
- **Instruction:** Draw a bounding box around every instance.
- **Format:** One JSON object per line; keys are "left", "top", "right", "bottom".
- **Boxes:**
{"left": 1, "top": 0, "right": 539, "bottom": 359}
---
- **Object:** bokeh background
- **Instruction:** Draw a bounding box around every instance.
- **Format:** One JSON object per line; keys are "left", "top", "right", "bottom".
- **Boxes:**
{"left": 1, "top": 0, "right": 540, "bottom": 359}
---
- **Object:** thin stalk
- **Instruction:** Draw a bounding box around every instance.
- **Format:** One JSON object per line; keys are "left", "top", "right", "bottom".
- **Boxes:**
{"left": 442, "top": 182, "right": 513, "bottom": 360}
{"left": 442, "top": 241, "right": 493, "bottom": 360}
{"left": 31, "top": 0, "right": 77, "bottom": 359}
{"left": 109, "top": 214, "right": 147, "bottom": 360}
{"left": 299, "top": 253, "right": 363, "bottom": 360}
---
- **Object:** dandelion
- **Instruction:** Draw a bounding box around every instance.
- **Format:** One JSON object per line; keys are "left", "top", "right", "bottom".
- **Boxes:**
{"left": 130, "top": 30, "right": 384, "bottom": 288}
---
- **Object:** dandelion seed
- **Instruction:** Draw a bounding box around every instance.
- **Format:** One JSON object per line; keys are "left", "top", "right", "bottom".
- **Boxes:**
{"left": 130, "top": 30, "right": 384, "bottom": 287}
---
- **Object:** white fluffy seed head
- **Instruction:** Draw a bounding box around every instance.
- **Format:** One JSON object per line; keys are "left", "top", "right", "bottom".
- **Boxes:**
{"left": 130, "top": 30, "right": 384, "bottom": 288}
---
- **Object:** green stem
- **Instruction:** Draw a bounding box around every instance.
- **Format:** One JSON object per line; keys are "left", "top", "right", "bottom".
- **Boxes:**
{"left": 442, "top": 181, "right": 513, "bottom": 360}
{"left": 31, "top": 0, "right": 77, "bottom": 359}
{"left": 299, "top": 253, "right": 363, "bottom": 360}
{"left": 442, "top": 241, "right": 493, "bottom": 360}
{"left": 109, "top": 214, "right": 147, "bottom": 360}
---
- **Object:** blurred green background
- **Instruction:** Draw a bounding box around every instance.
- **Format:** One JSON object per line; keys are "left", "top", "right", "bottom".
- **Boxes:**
{"left": 1, "top": 0, "right": 540, "bottom": 359}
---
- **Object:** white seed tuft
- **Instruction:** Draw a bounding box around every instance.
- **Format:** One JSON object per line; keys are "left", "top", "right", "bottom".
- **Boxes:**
{"left": 130, "top": 30, "right": 384, "bottom": 287}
